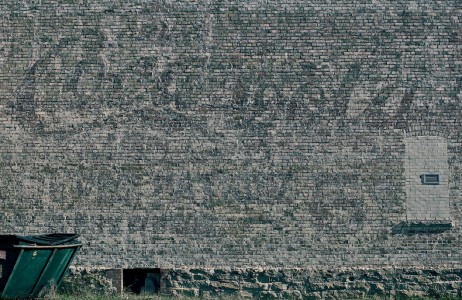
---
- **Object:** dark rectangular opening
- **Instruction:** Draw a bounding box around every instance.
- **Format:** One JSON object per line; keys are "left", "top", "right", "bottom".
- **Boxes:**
{"left": 123, "top": 268, "right": 161, "bottom": 294}
{"left": 420, "top": 174, "right": 439, "bottom": 185}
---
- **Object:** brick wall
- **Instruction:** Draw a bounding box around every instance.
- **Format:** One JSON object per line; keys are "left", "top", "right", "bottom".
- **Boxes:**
{"left": 0, "top": 0, "right": 460, "bottom": 278}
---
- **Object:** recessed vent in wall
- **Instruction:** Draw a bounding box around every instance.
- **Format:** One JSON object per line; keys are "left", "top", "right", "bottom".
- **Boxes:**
{"left": 420, "top": 174, "right": 440, "bottom": 185}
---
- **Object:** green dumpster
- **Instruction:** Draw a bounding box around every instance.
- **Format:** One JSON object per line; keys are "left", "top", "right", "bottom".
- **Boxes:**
{"left": 0, "top": 233, "right": 82, "bottom": 299}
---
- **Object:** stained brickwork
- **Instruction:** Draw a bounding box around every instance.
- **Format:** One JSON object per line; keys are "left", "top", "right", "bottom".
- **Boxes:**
{"left": 0, "top": 0, "right": 461, "bottom": 287}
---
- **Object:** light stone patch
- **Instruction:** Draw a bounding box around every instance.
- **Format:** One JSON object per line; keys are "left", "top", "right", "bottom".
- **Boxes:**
{"left": 405, "top": 136, "right": 450, "bottom": 221}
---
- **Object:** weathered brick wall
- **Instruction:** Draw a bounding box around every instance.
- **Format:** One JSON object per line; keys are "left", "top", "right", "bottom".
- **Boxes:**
{"left": 0, "top": 0, "right": 460, "bottom": 278}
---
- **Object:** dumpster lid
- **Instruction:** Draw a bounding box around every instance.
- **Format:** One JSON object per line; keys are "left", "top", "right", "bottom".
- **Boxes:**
{"left": 17, "top": 233, "right": 79, "bottom": 245}
{"left": 0, "top": 234, "right": 80, "bottom": 246}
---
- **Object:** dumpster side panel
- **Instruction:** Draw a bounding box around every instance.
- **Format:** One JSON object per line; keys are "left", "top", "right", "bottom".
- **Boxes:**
{"left": 1, "top": 249, "right": 52, "bottom": 299}
{"left": 31, "top": 248, "right": 76, "bottom": 297}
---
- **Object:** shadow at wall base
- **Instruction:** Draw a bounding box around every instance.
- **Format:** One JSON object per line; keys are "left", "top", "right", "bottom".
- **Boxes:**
{"left": 123, "top": 268, "right": 161, "bottom": 294}
{"left": 104, "top": 268, "right": 164, "bottom": 295}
